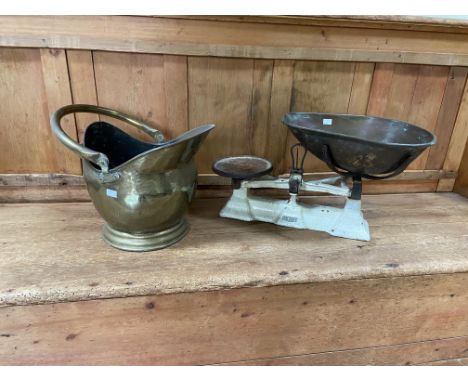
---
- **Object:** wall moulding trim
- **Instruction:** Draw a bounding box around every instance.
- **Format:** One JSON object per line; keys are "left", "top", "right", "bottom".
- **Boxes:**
{"left": 0, "top": 170, "right": 457, "bottom": 188}
{"left": 2, "top": 16, "right": 468, "bottom": 66}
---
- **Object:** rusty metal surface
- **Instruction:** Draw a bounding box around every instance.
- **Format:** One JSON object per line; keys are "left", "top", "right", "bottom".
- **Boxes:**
{"left": 212, "top": 156, "right": 272, "bottom": 180}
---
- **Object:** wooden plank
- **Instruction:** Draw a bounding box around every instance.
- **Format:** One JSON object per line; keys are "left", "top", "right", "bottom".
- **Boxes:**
{"left": 285, "top": 61, "right": 357, "bottom": 172}
{"left": 249, "top": 59, "right": 274, "bottom": 161}
{"left": 197, "top": 170, "right": 457, "bottom": 186}
{"left": 187, "top": 181, "right": 438, "bottom": 199}
{"left": 0, "top": 175, "right": 88, "bottom": 204}
{"left": 262, "top": 60, "right": 295, "bottom": 175}
{"left": 40, "top": 48, "right": 81, "bottom": 174}
{"left": 163, "top": 55, "right": 189, "bottom": 137}
{"left": 363, "top": 179, "right": 438, "bottom": 194}
{"left": 175, "top": 16, "right": 468, "bottom": 34}
{"left": 406, "top": 65, "right": 449, "bottom": 169}
{"left": 0, "top": 48, "right": 79, "bottom": 174}
{"left": 1, "top": 193, "right": 468, "bottom": 306}
{"left": 383, "top": 63, "right": 420, "bottom": 119}
{"left": 291, "top": 61, "right": 356, "bottom": 113}
{"left": 366, "top": 63, "right": 452, "bottom": 172}
{"left": 0, "top": 186, "right": 89, "bottom": 203}
{"left": 0, "top": 171, "right": 455, "bottom": 202}
{"left": 66, "top": 50, "right": 99, "bottom": 143}
{"left": 0, "top": 182, "right": 438, "bottom": 203}
{"left": 454, "top": 138, "right": 468, "bottom": 197}
{"left": 420, "top": 357, "right": 468, "bottom": 366}
{"left": 2, "top": 16, "right": 468, "bottom": 65}
{"left": 93, "top": 51, "right": 168, "bottom": 142}
{"left": 365, "top": 63, "right": 394, "bottom": 115}
{"left": 0, "top": 170, "right": 456, "bottom": 203}
{"left": 347, "top": 62, "right": 375, "bottom": 115}
{"left": 438, "top": 178, "right": 457, "bottom": 192}
{"left": 222, "top": 336, "right": 468, "bottom": 365}
{"left": 3, "top": 272, "right": 468, "bottom": 364}
{"left": 0, "top": 170, "right": 456, "bottom": 188}
{"left": 441, "top": 79, "right": 468, "bottom": 174}
{"left": 69, "top": 51, "right": 188, "bottom": 142}
{"left": 0, "top": 174, "right": 85, "bottom": 187}
{"left": 188, "top": 57, "right": 254, "bottom": 173}
{"left": 0, "top": 48, "right": 52, "bottom": 173}
{"left": 426, "top": 67, "right": 468, "bottom": 169}
{"left": 367, "top": 63, "right": 420, "bottom": 121}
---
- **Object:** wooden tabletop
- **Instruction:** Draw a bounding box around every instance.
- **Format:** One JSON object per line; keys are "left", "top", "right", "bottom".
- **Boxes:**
{"left": 181, "top": 15, "right": 468, "bottom": 27}
{"left": 1, "top": 192, "right": 468, "bottom": 307}
{"left": 164, "top": 15, "right": 468, "bottom": 34}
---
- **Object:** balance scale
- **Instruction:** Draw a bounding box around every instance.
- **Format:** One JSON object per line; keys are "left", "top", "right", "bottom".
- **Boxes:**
{"left": 213, "top": 145, "right": 369, "bottom": 241}
{"left": 212, "top": 112, "right": 437, "bottom": 242}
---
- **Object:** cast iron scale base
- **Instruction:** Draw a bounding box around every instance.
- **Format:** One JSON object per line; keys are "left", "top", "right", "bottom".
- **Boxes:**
{"left": 213, "top": 145, "right": 370, "bottom": 241}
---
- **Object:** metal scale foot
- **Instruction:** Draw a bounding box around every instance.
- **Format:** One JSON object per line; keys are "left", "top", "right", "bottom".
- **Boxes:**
{"left": 213, "top": 145, "right": 370, "bottom": 241}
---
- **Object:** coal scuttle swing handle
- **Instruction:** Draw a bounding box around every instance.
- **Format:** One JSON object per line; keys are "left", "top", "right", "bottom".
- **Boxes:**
{"left": 50, "top": 104, "right": 165, "bottom": 177}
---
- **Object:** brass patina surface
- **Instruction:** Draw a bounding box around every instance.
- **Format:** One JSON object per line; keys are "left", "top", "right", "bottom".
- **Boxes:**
{"left": 51, "top": 104, "right": 215, "bottom": 251}
{"left": 283, "top": 112, "right": 436, "bottom": 179}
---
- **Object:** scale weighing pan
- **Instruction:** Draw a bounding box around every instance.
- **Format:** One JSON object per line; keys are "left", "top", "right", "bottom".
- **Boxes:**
{"left": 282, "top": 112, "right": 437, "bottom": 179}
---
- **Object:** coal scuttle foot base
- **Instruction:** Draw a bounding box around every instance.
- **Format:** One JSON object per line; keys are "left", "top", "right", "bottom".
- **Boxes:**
{"left": 102, "top": 219, "right": 190, "bottom": 252}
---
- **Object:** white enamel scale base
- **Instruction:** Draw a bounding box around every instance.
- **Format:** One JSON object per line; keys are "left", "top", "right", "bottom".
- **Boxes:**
{"left": 219, "top": 176, "right": 370, "bottom": 242}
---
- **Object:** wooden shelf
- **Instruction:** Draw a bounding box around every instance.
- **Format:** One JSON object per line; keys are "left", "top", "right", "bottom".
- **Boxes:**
{"left": 2, "top": 192, "right": 468, "bottom": 307}
{"left": 2, "top": 192, "right": 468, "bottom": 365}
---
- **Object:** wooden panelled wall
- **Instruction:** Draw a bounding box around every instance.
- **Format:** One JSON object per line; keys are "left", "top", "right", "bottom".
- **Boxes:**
{"left": 1, "top": 47, "right": 468, "bottom": 193}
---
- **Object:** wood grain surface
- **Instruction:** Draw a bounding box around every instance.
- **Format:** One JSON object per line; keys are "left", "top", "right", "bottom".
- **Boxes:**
{"left": 1, "top": 192, "right": 468, "bottom": 307}
{"left": 2, "top": 16, "right": 468, "bottom": 366}
{"left": 422, "top": 357, "right": 468, "bottom": 366}
{"left": 442, "top": 78, "right": 468, "bottom": 174}
{"left": 1, "top": 17, "right": 468, "bottom": 193}
{"left": 3, "top": 49, "right": 461, "bottom": 191}
{"left": 39, "top": 49, "right": 81, "bottom": 174}
{"left": 259, "top": 60, "right": 294, "bottom": 175}
{"left": 66, "top": 50, "right": 100, "bottom": 143}
{"left": 171, "top": 16, "right": 468, "bottom": 33}
{"left": 426, "top": 67, "right": 468, "bottom": 170}
{"left": 2, "top": 16, "right": 468, "bottom": 65}
{"left": 0, "top": 48, "right": 80, "bottom": 174}
{"left": 0, "top": 170, "right": 456, "bottom": 202}
{"left": 2, "top": 272, "right": 468, "bottom": 365}
{"left": 406, "top": 65, "right": 448, "bottom": 169}
{"left": 92, "top": 51, "right": 169, "bottom": 141}
{"left": 454, "top": 138, "right": 468, "bottom": 197}
{"left": 224, "top": 336, "right": 468, "bottom": 365}
{"left": 188, "top": 57, "right": 254, "bottom": 172}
